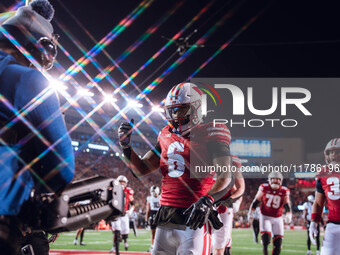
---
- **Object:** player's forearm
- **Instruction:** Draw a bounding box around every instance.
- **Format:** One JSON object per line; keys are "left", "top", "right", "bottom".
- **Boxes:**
{"left": 206, "top": 175, "right": 234, "bottom": 201}
{"left": 230, "top": 176, "right": 245, "bottom": 199}
{"left": 124, "top": 148, "right": 155, "bottom": 176}
{"left": 311, "top": 192, "right": 325, "bottom": 222}
{"left": 250, "top": 199, "right": 260, "bottom": 211}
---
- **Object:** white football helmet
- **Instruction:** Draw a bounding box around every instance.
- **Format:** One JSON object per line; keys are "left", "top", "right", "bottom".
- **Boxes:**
{"left": 307, "top": 195, "right": 315, "bottom": 203}
{"left": 324, "top": 138, "right": 340, "bottom": 165}
{"left": 150, "top": 185, "right": 160, "bottom": 197}
{"left": 117, "top": 175, "right": 128, "bottom": 184}
{"left": 164, "top": 82, "right": 203, "bottom": 135}
{"left": 268, "top": 172, "right": 283, "bottom": 190}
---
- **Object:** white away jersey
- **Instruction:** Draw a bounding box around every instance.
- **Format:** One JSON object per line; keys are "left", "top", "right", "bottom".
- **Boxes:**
{"left": 147, "top": 195, "right": 161, "bottom": 211}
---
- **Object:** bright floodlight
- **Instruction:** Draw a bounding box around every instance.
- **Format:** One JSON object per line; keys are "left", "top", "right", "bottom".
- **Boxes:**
{"left": 78, "top": 88, "right": 94, "bottom": 97}
{"left": 152, "top": 105, "right": 164, "bottom": 112}
{"left": 50, "top": 79, "right": 67, "bottom": 92}
{"left": 104, "top": 93, "right": 117, "bottom": 103}
{"left": 127, "top": 100, "right": 143, "bottom": 108}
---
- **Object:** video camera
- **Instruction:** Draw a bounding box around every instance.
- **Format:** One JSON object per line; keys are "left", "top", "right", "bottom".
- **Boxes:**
{"left": 20, "top": 176, "right": 125, "bottom": 233}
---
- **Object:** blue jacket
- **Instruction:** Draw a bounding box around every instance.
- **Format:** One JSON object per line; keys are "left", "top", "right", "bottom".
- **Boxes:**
{"left": 0, "top": 50, "right": 75, "bottom": 215}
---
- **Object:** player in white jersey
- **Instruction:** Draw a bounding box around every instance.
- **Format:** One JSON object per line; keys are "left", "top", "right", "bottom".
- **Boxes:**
{"left": 303, "top": 195, "right": 321, "bottom": 255}
{"left": 146, "top": 185, "right": 161, "bottom": 252}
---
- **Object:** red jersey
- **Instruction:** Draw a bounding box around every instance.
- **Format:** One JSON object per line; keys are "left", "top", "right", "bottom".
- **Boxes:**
{"left": 316, "top": 166, "right": 340, "bottom": 222}
{"left": 124, "top": 186, "right": 134, "bottom": 212}
{"left": 158, "top": 122, "right": 231, "bottom": 208}
{"left": 259, "top": 183, "right": 290, "bottom": 217}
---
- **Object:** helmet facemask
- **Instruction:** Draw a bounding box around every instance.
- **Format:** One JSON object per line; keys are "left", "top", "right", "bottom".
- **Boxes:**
{"left": 164, "top": 99, "right": 201, "bottom": 135}
{"left": 325, "top": 148, "right": 340, "bottom": 166}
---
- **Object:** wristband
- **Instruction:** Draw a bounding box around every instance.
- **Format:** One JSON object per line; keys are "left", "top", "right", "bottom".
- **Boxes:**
{"left": 123, "top": 147, "right": 132, "bottom": 160}
{"left": 311, "top": 213, "right": 322, "bottom": 222}
{"left": 206, "top": 195, "right": 214, "bottom": 203}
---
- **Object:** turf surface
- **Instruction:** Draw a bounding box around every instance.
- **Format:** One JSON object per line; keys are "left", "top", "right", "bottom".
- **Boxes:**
{"left": 50, "top": 228, "right": 322, "bottom": 254}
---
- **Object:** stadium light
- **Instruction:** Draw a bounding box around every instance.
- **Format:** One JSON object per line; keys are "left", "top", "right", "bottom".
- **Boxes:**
{"left": 88, "top": 143, "right": 109, "bottom": 151}
{"left": 152, "top": 105, "right": 164, "bottom": 112}
{"left": 127, "top": 100, "right": 143, "bottom": 108}
{"left": 78, "top": 88, "right": 94, "bottom": 97}
{"left": 103, "top": 93, "right": 117, "bottom": 103}
{"left": 50, "top": 79, "right": 67, "bottom": 92}
{"left": 71, "top": 140, "right": 79, "bottom": 146}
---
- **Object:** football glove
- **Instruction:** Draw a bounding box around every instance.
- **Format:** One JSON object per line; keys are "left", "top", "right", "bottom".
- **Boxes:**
{"left": 208, "top": 209, "right": 223, "bottom": 230}
{"left": 284, "top": 212, "right": 292, "bottom": 224}
{"left": 183, "top": 196, "right": 213, "bottom": 230}
{"left": 118, "top": 119, "right": 134, "bottom": 148}
{"left": 309, "top": 221, "right": 318, "bottom": 245}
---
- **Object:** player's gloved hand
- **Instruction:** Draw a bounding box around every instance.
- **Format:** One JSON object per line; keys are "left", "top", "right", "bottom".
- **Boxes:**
{"left": 48, "top": 233, "right": 59, "bottom": 243}
{"left": 284, "top": 212, "right": 292, "bottom": 224}
{"left": 208, "top": 209, "right": 223, "bottom": 230}
{"left": 183, "top": 196, "right": 213, "bottom": 230}
{"left": 118, "top": 119, "right": 134, "bottom": 148}
{"left": 309, "top": 221, "right": 318, "bottom": 245}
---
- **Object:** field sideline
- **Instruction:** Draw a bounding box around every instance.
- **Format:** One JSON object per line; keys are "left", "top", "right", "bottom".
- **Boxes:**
{"left": 50, "top": 228, "right": 322, "bottom": 254}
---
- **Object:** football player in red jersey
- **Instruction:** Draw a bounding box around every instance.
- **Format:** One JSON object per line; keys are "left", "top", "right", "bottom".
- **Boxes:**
{"left": 310, "top": 138, "right": 340, "bottom": 255}
{"left": 118, "top": 82, "right": 233, "bottom": 255}
{"left": 212, "top": 155, "right": 245, "bottom": 255}
{"left": 110, "top": 175, "right": 135, "bottom": 254}
{"left": 248, "top": 172, "right": 292, "bottom": 255}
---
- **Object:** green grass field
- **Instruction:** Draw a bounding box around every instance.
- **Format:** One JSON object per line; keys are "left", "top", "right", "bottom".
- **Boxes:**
{"left": 50, "top": 228, "right": 321, "bottom": 254}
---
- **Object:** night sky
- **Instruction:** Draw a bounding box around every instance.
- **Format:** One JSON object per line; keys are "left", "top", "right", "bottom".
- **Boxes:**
{"left": 1, "top": 0, "right": 340, "bottom": 152}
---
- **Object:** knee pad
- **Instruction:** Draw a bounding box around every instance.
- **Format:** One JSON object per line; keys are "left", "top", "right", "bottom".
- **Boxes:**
{"left": 122, "top": 234, "right": 128, "bottom": 241}
{"left": 272, "top": 236, "right": 282, "bottom": 255}
{"left": 261, "top": 233, "right": 271, "bottom": 246}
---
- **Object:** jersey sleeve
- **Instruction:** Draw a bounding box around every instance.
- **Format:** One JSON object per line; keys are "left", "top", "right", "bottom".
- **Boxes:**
{"left": 316, "top": 179, "right": 325, "bottom": 194}
{"left": 206, "top": 123, "right": 231, "bottom": 145}
{"left": 259, "top": 184, "right": 266, "bottom": 192}
{"left": 283, "top": 187, "right": 290, "bottom": 196}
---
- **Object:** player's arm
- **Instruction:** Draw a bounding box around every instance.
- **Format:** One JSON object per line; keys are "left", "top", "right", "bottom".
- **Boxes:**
{"left": 184, "top": 140, "right": 232, "bottom": 230}
{"left": 283, "top": 193, "right": 292, "bottom": 224}
{"left": 309, "top": 179, "right": 326, "bottom": 244}
{"left": 128, "top": 194, "right": 135, "bottom": 215}
{"left": 303, "top": 208, "right": 308, "bottom": 222}
{"left": 229, "top": 170, "right": 245, "bottom": 200}
{"left": 311, "top": 192, "right": 326, "bottom": 223}
{"left": 145, "top": 199, "right": 151, "bottom": 222}
{"left": 248, "top": 189, "right": 263, "bottom": 222}
{"left": 206, "top": 154, "right": 233, "bottom": 200}
{"left": 118, "top": 120, "right": 160, "bottom": 177}
{"left": 250, "top": 189, "right": 264, "bottom": 211}
{"left": 283, "top": 194, "right": 292, "bottom": 213}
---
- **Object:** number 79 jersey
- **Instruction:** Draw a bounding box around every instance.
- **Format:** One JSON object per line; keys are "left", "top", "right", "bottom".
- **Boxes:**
{"left": 259, "top": 183, "right": 290, "bottom": 218}
{"left": 158, "top": 123, "right": 231, "bottom": 208}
